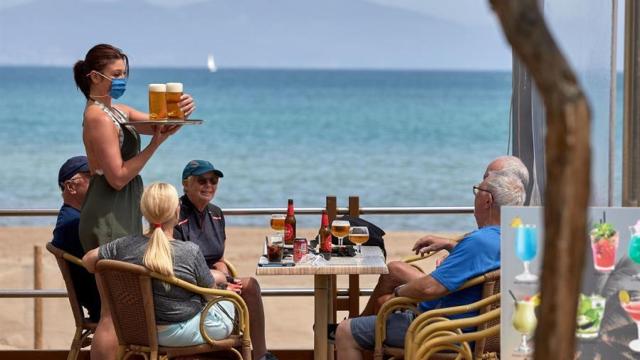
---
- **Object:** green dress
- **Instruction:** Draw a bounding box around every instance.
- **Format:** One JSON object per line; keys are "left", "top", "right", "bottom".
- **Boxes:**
{"left": 79, "top": 101, "right": 143, "bottom": 252}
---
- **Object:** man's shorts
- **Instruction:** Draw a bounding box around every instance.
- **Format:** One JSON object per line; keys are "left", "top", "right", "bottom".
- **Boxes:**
{"left": 350, "top": 311, "right": 416, "bottom": 350}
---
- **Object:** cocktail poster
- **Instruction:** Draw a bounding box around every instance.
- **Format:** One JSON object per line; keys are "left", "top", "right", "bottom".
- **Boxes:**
{"left": 501, "top": 206, "right": 640, "bottom": 359}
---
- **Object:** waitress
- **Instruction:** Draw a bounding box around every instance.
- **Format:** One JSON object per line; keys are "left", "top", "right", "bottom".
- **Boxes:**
{"left": 72, "top": 43, "right": 195, "bottom": 360}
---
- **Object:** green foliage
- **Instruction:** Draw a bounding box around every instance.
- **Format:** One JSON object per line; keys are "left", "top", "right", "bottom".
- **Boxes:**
{"left": 591, "top": 222, "right": 616, "bottom": 240}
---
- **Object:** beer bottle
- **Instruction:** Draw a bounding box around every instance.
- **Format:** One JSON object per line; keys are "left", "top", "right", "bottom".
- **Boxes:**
{"left": 284, "top": 199, "right": 296, "bottom": 245}
{"left": 319, "top": 210, "right": 332, "bottom": 260}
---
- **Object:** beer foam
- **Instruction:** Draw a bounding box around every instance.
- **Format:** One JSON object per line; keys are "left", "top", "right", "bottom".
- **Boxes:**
{"left": 166, "top": 82, "right": 183, "bottom": 92}
{"left": 148, "top": 84, "right": 167, "bottom": 92}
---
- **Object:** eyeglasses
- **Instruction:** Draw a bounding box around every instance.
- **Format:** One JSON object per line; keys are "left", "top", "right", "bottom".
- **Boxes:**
{"left": 66, "top": 172, "right": 89, "bottom": 183}
{"left": 195, "top": 176, "right": 219, "bottom": 186}
{"left": 473, "top": 185, "right": 492, "bottom": 196}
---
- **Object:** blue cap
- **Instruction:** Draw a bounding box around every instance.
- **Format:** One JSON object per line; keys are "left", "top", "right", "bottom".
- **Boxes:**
{"left": 58, "top": 156, "right": 89, "bottom": 189}
{"left": 182, "top": 160, "right": 224, "bottom": 180}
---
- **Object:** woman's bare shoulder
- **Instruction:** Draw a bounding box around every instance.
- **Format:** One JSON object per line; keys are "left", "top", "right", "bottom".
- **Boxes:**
{"left": 84, "top": 105, "right": 113, "bottom": 127}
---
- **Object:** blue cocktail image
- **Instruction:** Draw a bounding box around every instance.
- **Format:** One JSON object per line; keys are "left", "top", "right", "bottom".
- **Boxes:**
{"left": 515, "top": 225, "right": 538, "bottom": 283}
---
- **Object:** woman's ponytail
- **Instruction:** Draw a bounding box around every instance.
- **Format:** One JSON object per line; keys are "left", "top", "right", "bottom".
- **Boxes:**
{"left": 140, "top": 183, "right": 180, "bottom": 283}
{"left": 73, "top": 60, "right": 90, "bottom": 100}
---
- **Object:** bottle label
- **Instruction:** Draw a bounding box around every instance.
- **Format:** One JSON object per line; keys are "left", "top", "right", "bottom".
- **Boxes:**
{"left": 321, "top": 233, "right": 332, "bottom": 253}
{"left": 285, "top": 223, "right": 295, "bottom": 244}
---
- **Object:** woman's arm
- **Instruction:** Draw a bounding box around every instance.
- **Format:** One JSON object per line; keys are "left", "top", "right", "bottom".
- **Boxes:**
{"left": 82, "top": 248, "right": 100, "bottom": 273}
{"left": 84, "top": 109, "right": 178, "bottom": 190}
{"left": 212, "top": 259, "right": 230, "bottom": 275}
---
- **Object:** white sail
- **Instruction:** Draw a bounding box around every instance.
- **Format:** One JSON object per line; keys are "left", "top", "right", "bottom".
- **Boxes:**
{"left": 207, "top": 54, "right": 217, "bottom": 72}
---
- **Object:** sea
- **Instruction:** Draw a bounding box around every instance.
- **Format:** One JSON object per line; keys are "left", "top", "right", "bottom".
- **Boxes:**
{"left": 0, "top": 67, "right": 620, "bottom": 232}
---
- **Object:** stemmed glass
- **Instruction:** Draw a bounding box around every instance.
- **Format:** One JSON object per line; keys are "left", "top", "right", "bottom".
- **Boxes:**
{"left": 331, "top": 220, "right": 350, "bottom": 247}
{"left": 620, "top": 290, "right": 640, "bottom": 352}
{"left": 349, "top": 226, "right": 369, "bottom": 254}
{"left": 512, "top": 298, "right": 537, "bottom": 355}
{"left": 514, "top": 225, "right": 538, "bottom": 283}
{"left": 270, "top": 214, "right": 285, "bottom": 238}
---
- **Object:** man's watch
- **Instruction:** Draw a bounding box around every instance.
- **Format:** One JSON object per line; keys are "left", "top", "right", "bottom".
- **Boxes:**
{"left": 393, "top": 284, "right": 406, "bottom": 297}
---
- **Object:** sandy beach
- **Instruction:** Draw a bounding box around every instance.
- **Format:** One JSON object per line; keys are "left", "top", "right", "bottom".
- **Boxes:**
{"left": 0, "top": 226, "right": 455, "bottom": 351}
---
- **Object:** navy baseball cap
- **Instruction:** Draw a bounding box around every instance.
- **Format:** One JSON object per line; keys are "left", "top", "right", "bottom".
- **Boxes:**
{"left": 182, "top": 160, "right": 224, "bottom": 180}
{"left": 58, "top": 156, "right": 89, "bottom": 189}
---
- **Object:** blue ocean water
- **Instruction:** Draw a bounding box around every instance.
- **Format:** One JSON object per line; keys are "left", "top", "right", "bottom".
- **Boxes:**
{"left": 0, "top": 67, "right": 516, "bottom": 231}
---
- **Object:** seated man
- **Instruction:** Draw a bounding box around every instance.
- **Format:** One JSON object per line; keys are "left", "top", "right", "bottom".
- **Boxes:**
{"left": 409, "top": 155, "right": 530, "bottom": 262}
{"left": 335, "top": 172, "right": 526, "bottom": 359}
{"left": 51, "top": 155, "right": 101, "bottom": 322}
{"left": 174, "top": 160, "right": 276, "bottom": 360}
{"left": 359, "top": 156, "right": 529, "bottom": 317}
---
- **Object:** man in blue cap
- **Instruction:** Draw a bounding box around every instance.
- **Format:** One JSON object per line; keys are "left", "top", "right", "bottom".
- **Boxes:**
{"left": 174, "top": 160, "right": 276, "bottom": 360}
{"left": 51, "top": 155, "right": 101, "bottom": 322}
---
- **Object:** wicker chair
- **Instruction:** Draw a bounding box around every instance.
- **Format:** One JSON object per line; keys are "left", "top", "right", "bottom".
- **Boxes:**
{"left": 95, "top": 259, "right": 252, "bottom": 360}
{"left": 374, "top": 269, "right": 500, "bottom": 360}
{"left": 406, "top": 294, "right": 501, "bottom": 359}
{"left": 46, "top": 242, "right": 98, "bottom": 360}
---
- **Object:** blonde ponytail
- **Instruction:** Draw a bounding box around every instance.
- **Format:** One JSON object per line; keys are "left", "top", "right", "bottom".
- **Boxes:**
{"left": 140, "top": 183, "right": 180, "bottom": 279}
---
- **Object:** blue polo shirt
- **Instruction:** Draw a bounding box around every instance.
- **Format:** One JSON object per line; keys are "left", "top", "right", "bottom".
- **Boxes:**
{"left": 419, "top": 225, "right": 500, "bottom": 317}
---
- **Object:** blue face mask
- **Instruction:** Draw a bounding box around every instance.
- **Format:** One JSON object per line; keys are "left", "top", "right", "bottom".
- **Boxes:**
{"left": 95, "top": 71, "right": 127, "bottom": 99}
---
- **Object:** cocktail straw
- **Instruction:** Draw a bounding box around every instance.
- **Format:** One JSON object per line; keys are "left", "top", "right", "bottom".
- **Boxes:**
{"left": 508, "top": 289, "right": 518, "bottom": 305}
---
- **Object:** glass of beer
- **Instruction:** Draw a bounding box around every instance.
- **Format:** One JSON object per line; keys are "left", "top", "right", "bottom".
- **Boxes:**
{"left": 148, "top": 84, "right": 167, "bottom": 120}
{"left": 331, "top": 220, "right": 350, "bottom": 248}
{"left": 349, "top": 226, "right": 369, "bottom": 254}
{"left": 270, "top": 214, "right": 286, "bottom": 238}
{"left": 166, "top": 82, "right": 184, "bottom": 120}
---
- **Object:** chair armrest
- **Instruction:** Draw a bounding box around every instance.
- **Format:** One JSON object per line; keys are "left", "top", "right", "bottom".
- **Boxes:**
{"left": 149, "top": 271, "right": 251, "bottom": 348}
{"left": 411, "top": 307, "right": 500, "bottom": 359}
{"left": 374, "top": 272, "right": 494, "bottom": 356}
{"left": 223, "top": 259, "right": 238, "bottom": 278}
{"left": 62, "top": 253, "right": 85, "bottom": 267}
{"left": 418, "top": 323, "right": 500, "bottom": 360}
{"left": 404, "top": 294, "right": 499, "bottom": 357}
{"left": 375, "top": 295, "right": 424, "bottom": 354}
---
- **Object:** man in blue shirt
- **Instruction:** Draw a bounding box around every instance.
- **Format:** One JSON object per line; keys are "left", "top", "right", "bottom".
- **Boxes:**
{"left": 335, "top": 171, "right": 526, "bottom": 359}
{"left": 51, "top": 156, "right": 101, "bottom": 322}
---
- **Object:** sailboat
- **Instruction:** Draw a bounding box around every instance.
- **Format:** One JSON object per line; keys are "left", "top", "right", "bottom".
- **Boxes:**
{"left": 207, "top": 54, "right": 217, "bottom": 72}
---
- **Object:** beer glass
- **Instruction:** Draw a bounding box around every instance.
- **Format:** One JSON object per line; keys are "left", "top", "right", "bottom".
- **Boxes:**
{"left": 148, "top": 84, "right": 167, "bottom": 120}
{"left": 166, "top": 82, "right": 184, "bottom": 119}
{"left": 331, "top": 220, "right": 350, "bottom": 247}
{"left": 270, "top": 214, "right": 286, "bottom": 238}
{"left": 349, "top": 226, "right": 369, "bottom": 254}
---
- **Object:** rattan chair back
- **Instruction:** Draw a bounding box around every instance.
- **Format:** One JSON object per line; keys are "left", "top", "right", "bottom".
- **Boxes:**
{"left": 96, "top": 259, "right": 252, "bottom": 360}
{"left": 473, "top": 269, "right": 501, "bottom": 357}
{"left": 46, "top": 242, "right": 97, "bottom": 360}
{"left": 96, "top": 260, "right": 158, "bottom": 349}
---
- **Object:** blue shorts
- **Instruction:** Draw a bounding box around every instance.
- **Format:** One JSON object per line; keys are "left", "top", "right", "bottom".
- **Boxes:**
{"left": 157, "top": 300, "right": 235, "bottom": 347}
{"left": 350, "top": 312, "right": 415, "bottom": 350}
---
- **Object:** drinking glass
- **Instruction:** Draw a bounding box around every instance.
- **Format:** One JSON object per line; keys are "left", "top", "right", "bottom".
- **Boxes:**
{"left": 575, "top": 293, "right": 606, "bottom": 339}
{"left": 514, "top": 225, "right": 538, "bottom": 283}
{"left": 512, "top": 299, "right": 537, "bottom": 355}
{"left": 270, "top": 214, "right": 286, "bottom": 238}
{"left": 331, "top": 220, "right": 350, "bottom": 247}
{"left": 266, "top": 235, "right": 283, "bottom": 263}
{"left": 349, "top": 226, "right": 369, "bottom": 254}
{"left": 621, "top": 291, "right": 640, "bottom": 352}
{"left": 590, "top": 222, "right": 618, "bottom": 273}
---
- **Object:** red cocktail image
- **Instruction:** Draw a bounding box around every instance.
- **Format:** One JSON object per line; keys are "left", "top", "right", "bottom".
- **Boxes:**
{"left": 591, "top": 222, "right": 618, "bottom": 273}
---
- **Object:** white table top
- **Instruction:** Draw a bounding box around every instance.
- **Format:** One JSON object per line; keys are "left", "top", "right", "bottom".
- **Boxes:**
{"left": 255, "top": 246, "right": 388, "bottom": 276}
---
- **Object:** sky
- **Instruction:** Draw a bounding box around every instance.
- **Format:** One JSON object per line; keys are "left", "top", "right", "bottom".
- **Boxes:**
{"left": 0, "top": 0, "right": 625, "bottom": 70}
